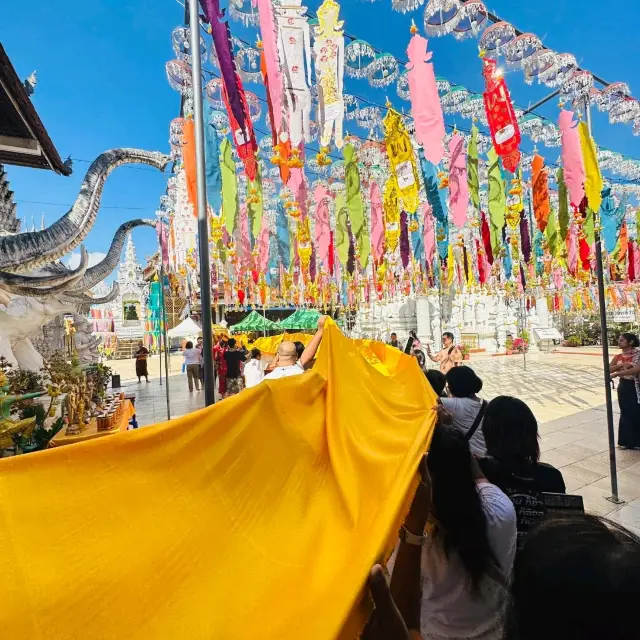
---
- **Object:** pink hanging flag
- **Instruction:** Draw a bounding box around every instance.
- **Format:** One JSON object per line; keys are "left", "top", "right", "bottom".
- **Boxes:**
{"left": 423, "top": 201, "right": 435, "bottom": 263}
{"left": 448, "top": 133, "right": 469, "bottom": 227}
{"left": 257, "top": 226, "right": 270, "bottom": 273}
{"left": 256, "top": 0, "right": 283, "bottom": 137}
{"left": 314, "top": 185, "right": 331, "bottom": 269}
{"left": 237, "top": 206, "right": 254, "bottom": 269}
{"left": 370, "top": 182, "right": 385, "bottom": 261}
{"left": 558, "top": 109, "right": 586, "bottom": 209}
{"left": 406, "top": 33, "right": 445, "bottom": 164}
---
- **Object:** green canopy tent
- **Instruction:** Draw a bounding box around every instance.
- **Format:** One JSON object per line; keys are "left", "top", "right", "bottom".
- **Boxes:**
{"left": 278, "top": 309, "right": 321, "bottom": 331}
{"left": 229, "top": 310, "right": 280, "bottom": 333}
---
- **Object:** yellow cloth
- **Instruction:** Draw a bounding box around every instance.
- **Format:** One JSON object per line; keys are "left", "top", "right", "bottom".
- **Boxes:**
{"left": 0, "top": 321, "right": 436, "bottom": 640}
{"left": 252, "top": 332, "right": 314, "bottom": 355}
{"left": 578, "top": 121, "right": 603, "bottom": 214}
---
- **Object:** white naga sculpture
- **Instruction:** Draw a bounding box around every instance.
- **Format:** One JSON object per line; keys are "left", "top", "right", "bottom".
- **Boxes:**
{"left": 0, "top": 148, "right": 170, "bottom": 370}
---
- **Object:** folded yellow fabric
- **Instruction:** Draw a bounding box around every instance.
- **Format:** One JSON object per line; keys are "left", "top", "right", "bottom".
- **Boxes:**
{"left": 0, "top": 320, "right": 435, "bottom": 639}
{"left": 251, "top": 332, "right": 314, "bottom": 355}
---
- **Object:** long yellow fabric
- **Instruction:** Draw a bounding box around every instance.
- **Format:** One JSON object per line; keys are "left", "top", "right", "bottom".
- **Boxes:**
{"left": 0, "top": 321, "right": 435, "bottom": 639}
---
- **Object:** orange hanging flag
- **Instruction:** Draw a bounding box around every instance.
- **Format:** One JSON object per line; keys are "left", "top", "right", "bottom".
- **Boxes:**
{"left": 532, "top": 154, "right": 550, "bottom": 232}
{"left": 182, "top": 118, "right": 198, "bottom": 216}
{"left": 617, "top": 223, "right": 629, "bottom": 264}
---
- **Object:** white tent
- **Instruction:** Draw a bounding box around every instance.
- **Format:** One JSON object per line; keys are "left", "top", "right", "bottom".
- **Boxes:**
{"left": 167, "top": 317, "right": 202, "bottom": 338}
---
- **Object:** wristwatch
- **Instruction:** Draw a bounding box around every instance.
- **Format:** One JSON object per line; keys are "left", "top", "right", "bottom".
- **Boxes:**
{"left": 399, "top": 525, "right": 427, "bottom": 547}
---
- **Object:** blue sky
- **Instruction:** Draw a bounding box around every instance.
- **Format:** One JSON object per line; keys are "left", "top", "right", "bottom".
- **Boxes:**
{"left": 3, "top": 0, "right": 640, "bottom": 272}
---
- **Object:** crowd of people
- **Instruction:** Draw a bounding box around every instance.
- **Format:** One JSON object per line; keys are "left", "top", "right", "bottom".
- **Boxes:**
{"left": 362, "top": 331, "right": 640, "bottom": 640}
{"left": 171, "top": 322, "right": 640, "bottom": 638}
{"left": 178, "top": 316, "right": 328, "bottom": 398}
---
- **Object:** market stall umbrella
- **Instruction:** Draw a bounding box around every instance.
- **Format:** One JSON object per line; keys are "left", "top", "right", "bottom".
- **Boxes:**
{"left": 167, "top": 317, "right": 202, "bottom": 338}
{"left": 229, "top": 310, "right": 280, "bottom": 333}
{"left": 278, "top": 309, "right": 321, "bottom": 330}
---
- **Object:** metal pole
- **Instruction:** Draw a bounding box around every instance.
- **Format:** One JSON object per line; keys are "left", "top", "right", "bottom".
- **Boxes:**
{"left": 188, "top": 0, "right": 215, "bottom": 406}
{"left": 160, "top": 264, "right": 171, "bottom": 420}
{"left": 521, "top": 295, "right": 527, "bottom": 372}
{"left": 585, "top": 102, "right": 622, "bottom": 504}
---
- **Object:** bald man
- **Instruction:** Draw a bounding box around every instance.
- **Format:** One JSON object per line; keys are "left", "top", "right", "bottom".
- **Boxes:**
{"left": 265, "top": 315, "right": 327, "bottom": 380}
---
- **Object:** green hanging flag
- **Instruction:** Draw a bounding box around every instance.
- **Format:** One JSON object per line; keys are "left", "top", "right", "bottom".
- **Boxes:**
{"left": 247, "top": 160, "right": 263, "bottom": 243}
{"left": 546, "top": 207, "right": 559, "bottom": 258}
{"left": 584, "top": 209, "right": 595, "bottom": 246}
{"left": 335, "top": 190, "right": 349, "bottom": 267}
{"left": 220, "top": 138, "right": 238, "bottom": 235}
{"left": 487, "top": 147, "right": 506, "bottom": 257}
{"left": 556, "top": 168, "right": 569, "bottom": 242}
{"left": 468, "top": 123, "right": 480, "bottom": 209}
{"left": 344, "top": 144, "right": 369, "bottom": 268}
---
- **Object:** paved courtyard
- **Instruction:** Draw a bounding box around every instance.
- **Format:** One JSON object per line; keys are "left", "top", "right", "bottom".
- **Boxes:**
{"left": 110, "top": 351, "right": 640, "bottom": 536}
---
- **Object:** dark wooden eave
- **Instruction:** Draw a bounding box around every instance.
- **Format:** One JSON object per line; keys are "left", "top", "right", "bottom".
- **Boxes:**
{"left": 0, "top": 43, "right": 71, "bottom": 175}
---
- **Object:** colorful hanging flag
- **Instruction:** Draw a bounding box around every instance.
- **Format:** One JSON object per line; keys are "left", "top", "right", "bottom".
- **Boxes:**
{"left": 423, "top": 202, "right": 435, "bottom": 265}
{"left": 532, "top": 155, "right": 550, "bottom": 232}
{"left": 247, "top": 162, "right": 264, "bottom": 244}
{"left": 558, "top": 109, "right": 586, "bottom": 209}
{"left": 370, "top": 182, "right": 385, "bottom": 262}
{"left": 545, "top": 207, "right": 559, "bottom": 258}
{"left": 519, "top": 209, "right": 532, "bottom": 264}
{"left": 400, "top": 210, "right": 410, "bottom": 270}
{"left": 406, "top": 32, "right": 445, "bottom": 164}
{"left": 204, "top": 110, "right": 222, "bottom": 214}
{"left": 344, "top": 144, "right": 369, "bottom": 268}
{"left": 487, "top": 147, "right": 506, "bottom": 257}
{"left": 578, "top": 121, "right": 603, "bottom": 214}
{"left": 335, "top": 191, "right": 349, "bottom": 267}
{"left": 384, "top": 108, "right": 420, "bottom": 214}
{"left": 448, "top": 133, "right": 469, "bottom": 227}
{"left": 275, "top": 200, "right": 290, "bottom": 270}
{"left": 200, "top": 0, "right": 258, "bottom": 180}
{"left": 467, "top": 124, "right": 480, "bottom": 210}
{"left": 314, "top": 185, "right": 332, "bottom": 270}
{"left": 220, "top": 138, "right": 238, "bottom": 234}
{"left": 482, "top": 58, "right": 521, "bottom": 173}
{"left": 182, "top": 118, "right": 197, "bottom": 214}
{"left": 600, "top": 187, "right": 625, "bottom": 254}
{"left": 556, "top": 168, "right": 569, "bottom": 241}
{"left": 481, "top": 211, "right": 494, "bottom": 265}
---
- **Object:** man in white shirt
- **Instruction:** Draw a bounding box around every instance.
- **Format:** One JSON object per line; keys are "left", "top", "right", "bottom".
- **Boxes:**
{"left": 264, "top": 315, "right": 327, "bottom": 381}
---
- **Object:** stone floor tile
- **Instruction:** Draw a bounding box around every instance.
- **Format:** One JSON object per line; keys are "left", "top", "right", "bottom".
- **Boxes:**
{"left": 560, "top": 463, "right": 608, "bottom": 486}
{"left": 572, "top": 457, "right": 614, "bottom": 477}
{"left": 542, "top": 448, "right": 591, "bottom": 468}
{"left": 588, "top": 449, "right": 640, "bottom": 470}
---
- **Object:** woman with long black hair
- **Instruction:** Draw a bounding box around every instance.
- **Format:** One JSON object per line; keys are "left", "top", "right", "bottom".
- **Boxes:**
{"left": 610, "top": 332, "right": 640, "bottom": 449}
{"left": 390, "top": 424, "right": 517, "bottom": 639}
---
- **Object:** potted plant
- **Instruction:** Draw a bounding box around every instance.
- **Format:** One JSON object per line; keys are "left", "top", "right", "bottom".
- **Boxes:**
{"left": 458, "top": 344, "right": 470, "bottom": 361}
{"left": 505, "top": 336, "right": 514, "bottom": 355}
{"left": 512, "top": 337, "right": 529, "bottom": 354}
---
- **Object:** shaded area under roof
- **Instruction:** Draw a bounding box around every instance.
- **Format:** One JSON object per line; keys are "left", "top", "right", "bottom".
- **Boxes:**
{"left": 0, "top": 44, "right": 71, "bottom": 175}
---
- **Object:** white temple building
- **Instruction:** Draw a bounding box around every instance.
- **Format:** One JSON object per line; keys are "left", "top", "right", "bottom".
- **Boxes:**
{"left": 111, "top": 235, "right": 148, "bottom": 341}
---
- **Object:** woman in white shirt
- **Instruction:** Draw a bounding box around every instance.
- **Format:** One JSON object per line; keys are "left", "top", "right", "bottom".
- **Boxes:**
{"left": 390, "top": 424, "right": 517, "bottom": 640}
{"left": 183, "top": 341, "right": 202, "bottom": 392}
{"left": 244, "top": 348, "right": 265, "bottom": 388}
{"left": 441, "top": 366, "right": 487, "bottom": 457}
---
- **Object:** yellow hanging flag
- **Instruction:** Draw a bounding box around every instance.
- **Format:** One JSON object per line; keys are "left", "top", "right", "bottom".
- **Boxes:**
{"left": 578, "top": 121, "right": 603, "bottom": 214}
{"left": 448, "top": 244, "right": 455, "bottom": 286}
{"left": 0, "top": 321, "right": 435, "bottom": 640}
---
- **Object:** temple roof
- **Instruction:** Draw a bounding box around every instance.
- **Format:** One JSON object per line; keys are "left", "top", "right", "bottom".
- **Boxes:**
{"left": 0, "top": 44, "right": 71, "bottom": 175}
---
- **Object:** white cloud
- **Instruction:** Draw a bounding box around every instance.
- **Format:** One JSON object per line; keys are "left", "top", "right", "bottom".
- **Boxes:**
{"left": 65, "top": 251, "right": 107, "bottom": 270}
